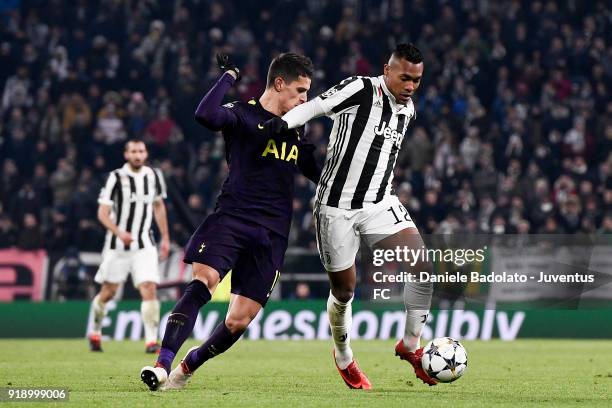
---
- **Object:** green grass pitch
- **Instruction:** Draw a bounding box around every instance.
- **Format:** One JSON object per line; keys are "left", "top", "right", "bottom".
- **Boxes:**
{"left": 0, "top": 339, "right": 610, "bottom": 407}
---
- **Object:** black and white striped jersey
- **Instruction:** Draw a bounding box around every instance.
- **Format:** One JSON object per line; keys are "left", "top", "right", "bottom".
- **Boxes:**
{"left": 312, "top": 75, "right": 416, "bottom": 210}
{"left": 97, "top": 164, "right": 167, "bottom": 251}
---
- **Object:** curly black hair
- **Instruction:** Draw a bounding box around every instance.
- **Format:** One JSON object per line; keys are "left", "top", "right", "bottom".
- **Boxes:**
{"left": 392, "top": 43, "right": 423, "bottom": 64}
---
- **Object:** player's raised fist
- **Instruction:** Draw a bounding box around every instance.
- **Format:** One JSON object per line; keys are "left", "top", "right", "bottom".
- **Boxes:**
{"left": 216, "top": 53, "right": 241, "bottom": 81}
{"left": 263, "top": 117, "right": 289, "bottom": 134}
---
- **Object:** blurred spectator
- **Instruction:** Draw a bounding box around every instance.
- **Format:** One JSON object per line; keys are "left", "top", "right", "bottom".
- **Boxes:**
{"left": 95, "top": 96, "right": 126, "bottom": 145}
{"left": 10, "top": 183, "right": 42, "bottom": 223}
{"left": 126, "top": 91, "right": 149, "bottom": 136}
{"left": 144, "top": 106, "right": 182, "bottom": 152}
{"left": 2, "top": 65, "right": 32, "bottom": 111}
{"left": 45, "top": 208, "right": 72, "bottom": 251}
{"left": 0, "top": 213, "right": 17, "bottom": 248}
{"left": 599, "top": 213, "right": 612, "bottom": 234}
{"left": 49, "top": 158, "right": 77, "bottom": 206}
{"left": 16, "top": 213, "right": 44, "bottom": 249}
{"left": 1, "top": 159, "right": 21, "bottom": 206}
{"left": 293, "top": 282, "right": 312, "bottom": 300}
{"left": 187, "top": 193, "right": 207, "bottom": 222}
{"left": 55, "top": 248, "right": 94, "bottom": 300}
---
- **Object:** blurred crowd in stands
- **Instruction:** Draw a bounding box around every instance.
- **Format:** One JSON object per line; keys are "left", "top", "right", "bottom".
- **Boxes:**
{"left": 1, "top": 0, "right": 611, "bottom": 255}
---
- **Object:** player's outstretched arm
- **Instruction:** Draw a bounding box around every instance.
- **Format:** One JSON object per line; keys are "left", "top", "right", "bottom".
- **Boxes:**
{"left": 279, "top": 98, "right": 327, "bottom": 130}
{"left": 194, "top": 53, "right": 242, "bottom": 131}
{"left": 263, "top": 98, "right": 326, "bottom": 134}
{"left": 269, "top": 76, "right": 366, "bottom": 133}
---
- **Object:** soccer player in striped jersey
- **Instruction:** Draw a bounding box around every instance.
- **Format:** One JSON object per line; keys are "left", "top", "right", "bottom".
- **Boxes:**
{"left": 88, "top": 139, "right": 170, "bottom": 353}
{"left": 264, "top": 43, "right": 437, "bottom": 387}
{"left": 140, "top": 53, "right": 321, "bottom": 391}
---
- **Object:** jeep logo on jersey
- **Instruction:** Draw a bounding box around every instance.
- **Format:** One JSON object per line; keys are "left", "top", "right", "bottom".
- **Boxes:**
{"left": 128, "top": 192, "right": 151, "bottom": 202}
{"left": 374, "top": 121, "right": 403, "bottom": 144}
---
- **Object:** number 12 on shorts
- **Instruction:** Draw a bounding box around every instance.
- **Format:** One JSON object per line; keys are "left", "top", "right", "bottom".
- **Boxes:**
{"left": 387, "top": 205, "right": 411, "bottom": 224}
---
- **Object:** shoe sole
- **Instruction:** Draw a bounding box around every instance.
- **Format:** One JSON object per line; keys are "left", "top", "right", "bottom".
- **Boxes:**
{"left": 89, "top": 342, "right": 102, "bottom": 352}
{"left": 339, "top": 376, "right": 364, "bottom": 389}
{"left": 140, "top": 368, "right": 162, "bottom": 391}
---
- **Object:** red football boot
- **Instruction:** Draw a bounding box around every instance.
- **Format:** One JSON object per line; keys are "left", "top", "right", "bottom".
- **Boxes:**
{"left": 394, "top": 340, "right": 437, "bottom": 386}
{"left": 333, "top": 350, "right": 372, "bottom": 390}
{"left": 145, "top": 341, "right": 161, "bottom": 354}
{"left": 88, "top": 334, "right": 102, "bottom": 352}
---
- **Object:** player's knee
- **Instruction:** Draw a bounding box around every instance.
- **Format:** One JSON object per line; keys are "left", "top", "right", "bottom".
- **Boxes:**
{"left": 192, "top": 264, "right": 220, "bottom": 293}
{"left": 100, "top": 286, "right": 117, "bottom": 302}
{"left": 193, "top": 276, "right": 217, "bottom": 294}
{"left": 408, "top": 258, "right": 433, "bottom": 275}
{"left": 331, "top": 287, "right": 354, "bottom": 303}
{"left": 139, "top": 282, "right": 157, "bottom": 300}
{"left": 225, "top": 315, "right": 251, "bottom": 334}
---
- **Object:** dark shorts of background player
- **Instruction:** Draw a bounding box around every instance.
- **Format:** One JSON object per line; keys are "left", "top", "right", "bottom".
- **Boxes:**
{"left": 183, "top": 211, "right": 287, "bottom": 307}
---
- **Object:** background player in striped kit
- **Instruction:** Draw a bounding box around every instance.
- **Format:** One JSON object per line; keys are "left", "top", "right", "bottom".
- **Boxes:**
{"left": 264, "top": 43, "right": 437, "bottom": 388}
{"left": 88, "top": 139, "right": 170, "bottom": 353}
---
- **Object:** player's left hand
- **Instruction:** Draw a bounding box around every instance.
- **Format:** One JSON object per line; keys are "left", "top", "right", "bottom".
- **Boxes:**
{"left": 159, "top": 237, "right": 170, "bottom": 261}
{"left": 216, "top": 53, "right": 242, "bottom": 81}
{"left": 263, "top": 117, "right": 289, "bottom": 134}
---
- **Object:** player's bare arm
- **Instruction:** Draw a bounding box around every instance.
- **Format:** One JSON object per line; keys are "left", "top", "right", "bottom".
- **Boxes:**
{"left": 153, "top": 200, "right": 170, "bottom": 261}
{"left": 263, "top": 92, "right": 325, "bottom": 133}
{"left": 97, "top": 203, "right": 132, "bottom": 246}
{"left": 264, "top": 75, "right": 367, "bottom": 133}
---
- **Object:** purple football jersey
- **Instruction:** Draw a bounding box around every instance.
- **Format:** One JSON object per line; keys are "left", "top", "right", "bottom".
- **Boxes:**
{"left": 214, "top": 99, "right": 317, "bottom": 237}
{"left": 194, "top": 73, "right": 320, "bottom": 237}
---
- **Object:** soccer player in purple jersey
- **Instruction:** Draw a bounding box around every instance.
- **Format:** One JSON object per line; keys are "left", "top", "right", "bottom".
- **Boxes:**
{"left": 140, "top": 53, "right": 320, "bottom": 391}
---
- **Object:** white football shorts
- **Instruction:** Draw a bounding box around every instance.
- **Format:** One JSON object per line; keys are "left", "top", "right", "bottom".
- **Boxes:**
{"left": 94, "top": 246, "right": 160, "bottom": 287}
{"left": 314, "top": 195, "right": 417, "bottom": 272}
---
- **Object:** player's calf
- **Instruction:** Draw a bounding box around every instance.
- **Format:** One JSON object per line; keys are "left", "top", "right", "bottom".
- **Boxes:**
{"left": 157, "top": 279, "right": 212, "bottom": 369}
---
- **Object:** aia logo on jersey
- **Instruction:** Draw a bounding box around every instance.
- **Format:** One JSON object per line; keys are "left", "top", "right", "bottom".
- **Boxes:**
{"left": 374, "top": 121, "right": 403, "bottom": 146}
{"left": 261, "top": 139, "right": 299, "bottom": 164}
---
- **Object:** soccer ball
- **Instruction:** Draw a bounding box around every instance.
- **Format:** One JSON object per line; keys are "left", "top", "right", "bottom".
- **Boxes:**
{"left": 421, "top": 337, "right": 468, "bottom": 383}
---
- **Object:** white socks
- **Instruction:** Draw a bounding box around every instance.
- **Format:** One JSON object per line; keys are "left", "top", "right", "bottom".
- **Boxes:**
{"left": 91, "top": 294, "right": 106, "bottom": 335}
{"left": 403, "top": 309, "right": 429, "bottom": 352}
{"left": 141, "top": 299, "right": 160, "bottom": 344}
{"left": 327, "top": 292, "right": 353, "bottom": 370}
{"left": 92, "top": 295, "right": 160, "bottom": 344}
